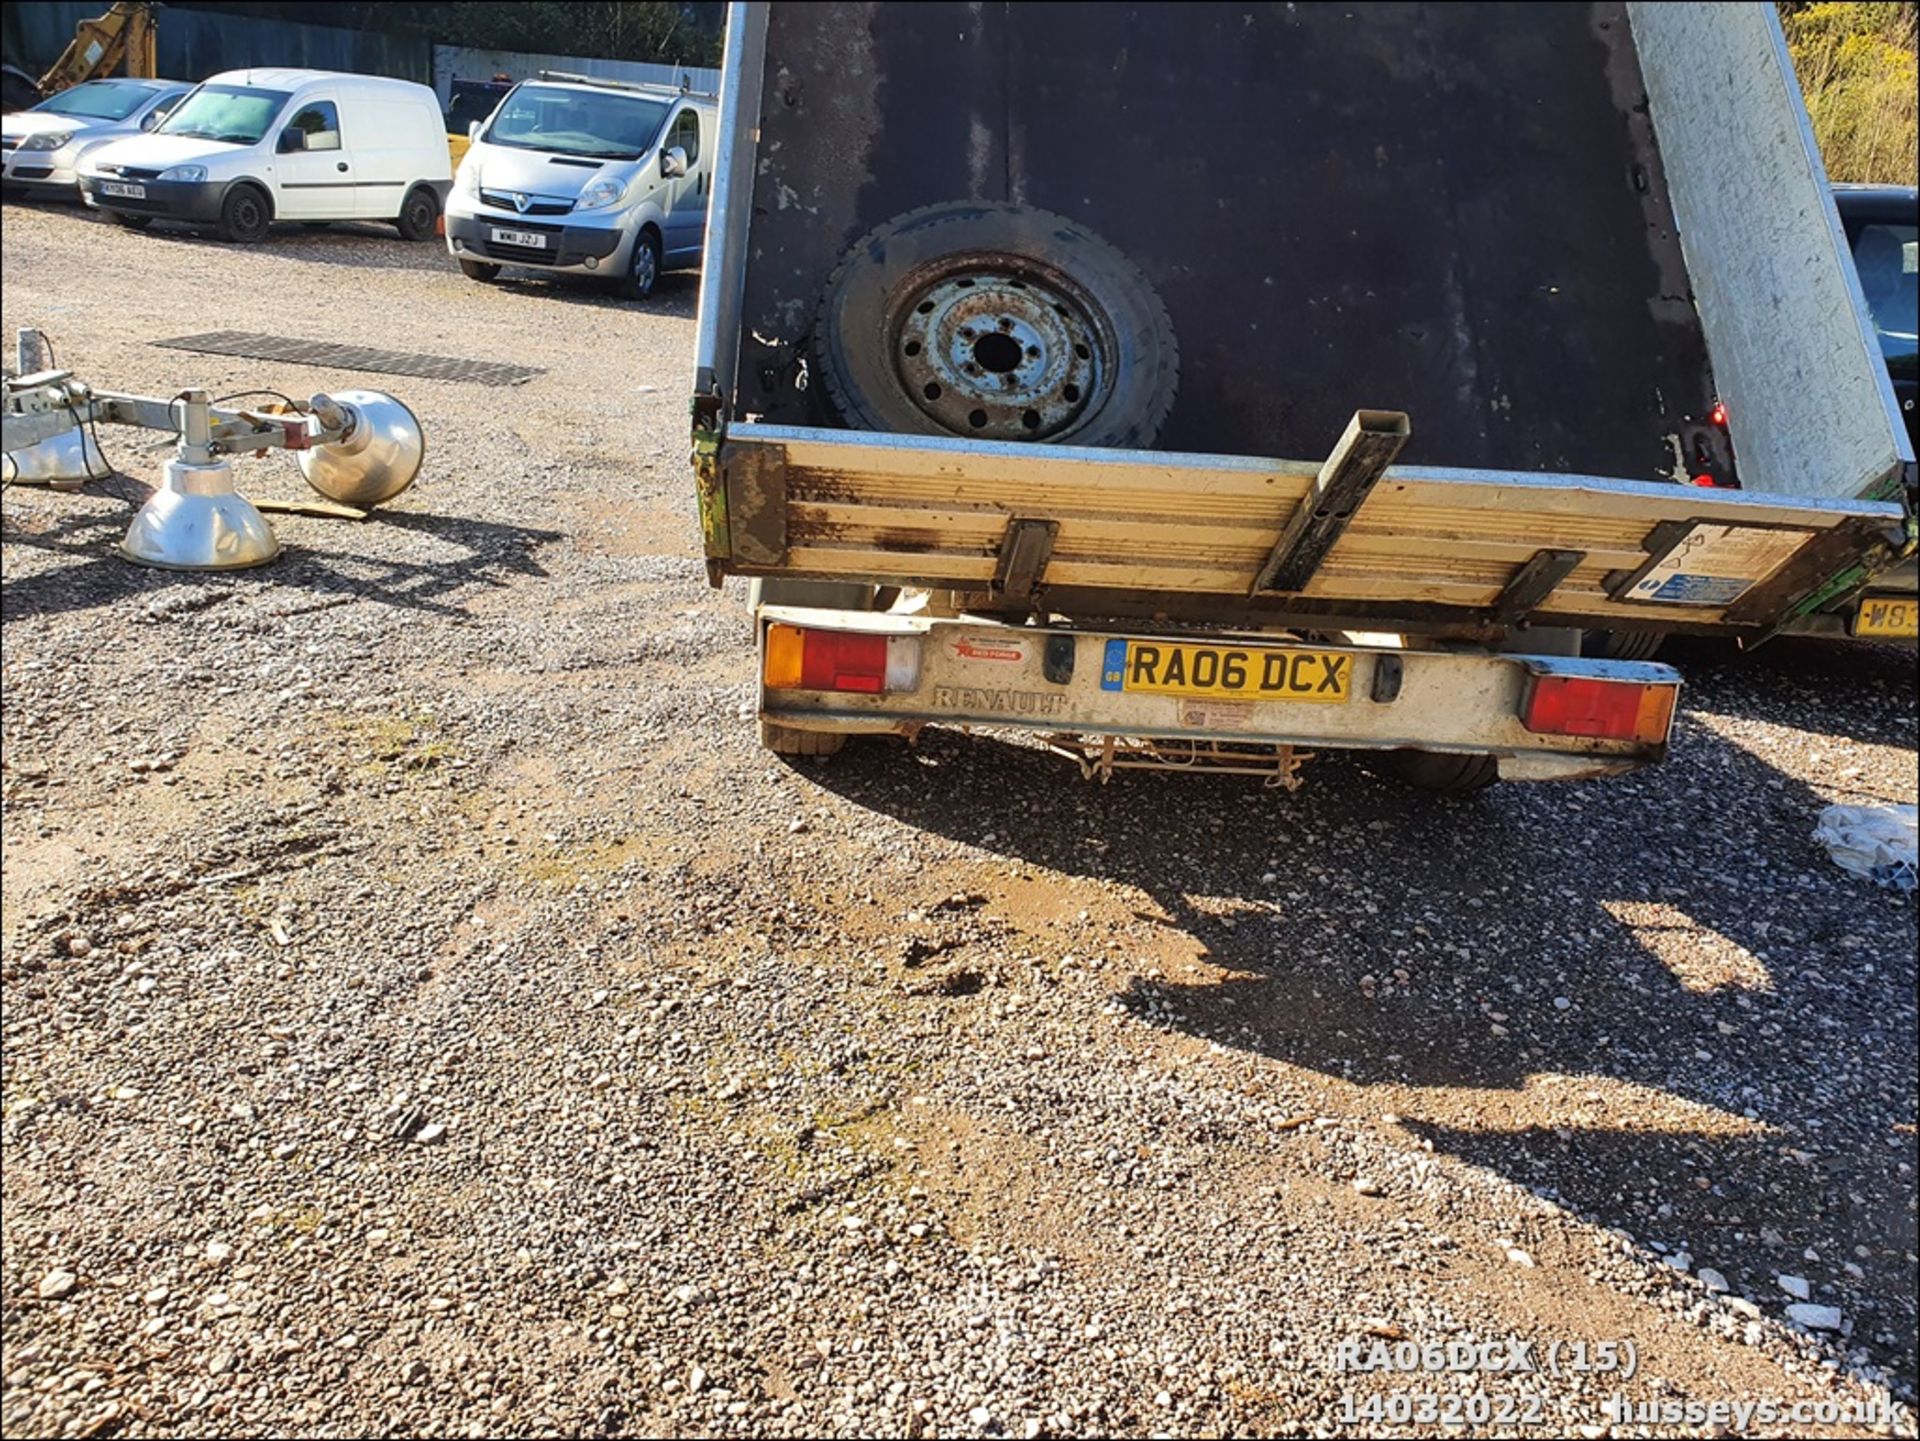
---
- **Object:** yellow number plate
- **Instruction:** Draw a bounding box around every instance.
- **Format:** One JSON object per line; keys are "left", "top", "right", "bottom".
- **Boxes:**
{"left": 1100, "top": 640, "right": 1351, "bottom": 703}
{"left": 1853, "top": 597, "right": 1918, "bottom": 639}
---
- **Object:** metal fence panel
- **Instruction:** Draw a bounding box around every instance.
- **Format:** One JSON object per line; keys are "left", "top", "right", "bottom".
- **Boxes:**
{"left": 431, "top": 43, "right": 720, "bottom": 107}
{"left": 3, "top": 2, "right": 430, "bottom": 86}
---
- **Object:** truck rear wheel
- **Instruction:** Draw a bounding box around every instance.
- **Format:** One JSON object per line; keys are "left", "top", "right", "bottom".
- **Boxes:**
{"left": 759, "top": 720, "right": 847, "bottom": 756}
{"left": 1367, "top": 750, "right": 1500, "bottom": 794}
{"left": 1581, "top": 629, "right": 1666, "bottom": 662}
{"left": 814, "top": 201, "right": 1179, "bottom": 449}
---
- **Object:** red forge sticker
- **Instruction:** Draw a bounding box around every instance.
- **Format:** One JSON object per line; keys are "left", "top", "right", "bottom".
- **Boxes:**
{"left": 949, "top": 637, "right": 1030, "bottom": 664}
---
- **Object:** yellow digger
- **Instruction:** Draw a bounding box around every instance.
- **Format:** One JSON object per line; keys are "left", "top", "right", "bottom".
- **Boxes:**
{"left": 5, "top": 2, "right": 160, "bottom": 110}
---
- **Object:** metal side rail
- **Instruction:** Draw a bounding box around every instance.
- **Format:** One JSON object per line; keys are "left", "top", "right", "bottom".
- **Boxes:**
{"left": 756, "top": 606, "right": 1683, "bottom": 784}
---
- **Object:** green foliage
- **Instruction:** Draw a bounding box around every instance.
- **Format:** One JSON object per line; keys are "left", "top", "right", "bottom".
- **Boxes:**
{"left": 175, "top": 2, "right": 724, "bottom": 67}
{"left": 1782, "top": 2, "right": 1918, "bottom": 184}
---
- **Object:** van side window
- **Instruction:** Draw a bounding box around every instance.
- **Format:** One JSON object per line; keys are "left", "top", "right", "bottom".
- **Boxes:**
{"left": 288, "top": 101, "right": 341, "bottom": 152}
{"left": 673, "top": 108, "right": 699, "bottom": 165}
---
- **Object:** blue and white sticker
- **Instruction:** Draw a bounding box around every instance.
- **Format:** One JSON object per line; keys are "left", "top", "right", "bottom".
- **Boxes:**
{"left": 1100, "top": 638, "right": 1128, "bottom": 691}
{"left": 1624, "top": 523, "right": 1813, "bottom": 607}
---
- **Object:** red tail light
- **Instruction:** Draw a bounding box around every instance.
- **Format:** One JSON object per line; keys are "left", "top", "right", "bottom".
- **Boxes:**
{"left": 764, "top": 624, "right": 920, "bottom": 694}
{"left": 1691, "top": 474, "right": 1718, "bottom": 487}
{"left": 1708, "top": 400, "right": 1727, "bottom": 427}
{"left": 1523, "top": 674, "right": 1675, "bottom": 744}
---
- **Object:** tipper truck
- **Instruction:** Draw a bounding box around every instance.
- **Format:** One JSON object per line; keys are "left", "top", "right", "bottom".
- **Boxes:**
{"left": 689, "top": 1, "right": 1916, "bottom": 792}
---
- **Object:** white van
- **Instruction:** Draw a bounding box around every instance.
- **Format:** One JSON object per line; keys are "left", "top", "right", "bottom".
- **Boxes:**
{"left": 77, "top": 68, "right": 451, "bottom": 243}
{"left": 444, "top": 73, "right": 715, "bottom": 301}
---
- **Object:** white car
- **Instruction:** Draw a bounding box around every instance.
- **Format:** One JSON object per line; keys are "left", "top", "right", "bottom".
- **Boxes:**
{"left": 2, "top": 77, "right": 192, "bottom": 198}
{"left": 445, "top": 73, "right": 715, "bottom": 300}
{"left": 76, "top": 68, "right": 451, "bottom": 243}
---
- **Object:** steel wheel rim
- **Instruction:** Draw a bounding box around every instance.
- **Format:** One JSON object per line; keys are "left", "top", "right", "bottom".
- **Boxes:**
{"left": 889, "top": 259, "right": 1110, "bottom": 440}
{"left": 235, "top": 196, "right": 263, "bottom": 233}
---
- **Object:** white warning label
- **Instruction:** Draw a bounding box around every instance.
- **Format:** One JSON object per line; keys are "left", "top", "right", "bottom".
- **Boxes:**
{"left": 1624, "top": 523, "right": 1812, "bottom": 607}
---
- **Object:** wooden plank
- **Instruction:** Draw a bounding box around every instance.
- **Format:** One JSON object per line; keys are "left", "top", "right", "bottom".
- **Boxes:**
{"left": 729, "top": 424, "right": 1905, "bottom": 632}
{"left": 758, "top": 426, "right": 1887, "bottom": 530}
{"left": 790, "top": 502, "right": 1652, "bottom": 573}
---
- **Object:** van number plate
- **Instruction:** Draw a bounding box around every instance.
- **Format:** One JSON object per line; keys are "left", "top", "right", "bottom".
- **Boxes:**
{"left": 489, "top": 226, "right": 546, "bottom": 248}
{"left": 1100, "top": 640, "right": 1351, "bottom": 703}
{"left": 1853, "top": 597, "right": 1918, "bottom": 639}
{"left": 100, "top": 181, "right": 145, "bottom": 199}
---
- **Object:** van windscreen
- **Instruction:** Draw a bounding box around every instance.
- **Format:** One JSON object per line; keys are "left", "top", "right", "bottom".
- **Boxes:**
{"left": 158, "top": 85, "right": 293, "bottom": 146}
{"left": 481, "top": 84, "right": 670, "bottom": 161}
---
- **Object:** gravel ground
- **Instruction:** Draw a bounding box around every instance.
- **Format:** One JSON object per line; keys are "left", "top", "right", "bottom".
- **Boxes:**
{"left": 3, "top": 200, "right": 1917, "bottom": 1439}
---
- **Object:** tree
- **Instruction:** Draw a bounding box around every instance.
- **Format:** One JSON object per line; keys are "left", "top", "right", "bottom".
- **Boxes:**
{"left": 1781, "top": 2, "right": 1918, "bottom": 184}
{"left": 173, "top": 2, "right": 724, "bottom": 67}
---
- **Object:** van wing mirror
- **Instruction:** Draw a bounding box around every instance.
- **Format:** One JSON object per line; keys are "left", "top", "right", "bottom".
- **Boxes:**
{"left": 661, "top": 145, "right": 688, "bottom": 179}
{"left": 277, "top": 126, "right": 305, "bottom": 154}
{"left": 468, "top": 120, "right": 481, "bottom": 140}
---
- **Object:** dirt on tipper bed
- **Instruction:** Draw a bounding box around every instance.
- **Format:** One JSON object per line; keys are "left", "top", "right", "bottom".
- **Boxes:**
{"left": 3, "top": 201, "right": 1917, "bottom": 1439}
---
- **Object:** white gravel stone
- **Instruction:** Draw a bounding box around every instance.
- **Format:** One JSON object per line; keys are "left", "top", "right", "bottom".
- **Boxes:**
{"left": 1786, "top": 1303, "right": 1843, "bottom": 1332}
{"left": 38, "top": 1270, "right": 77, "bottom": 1299}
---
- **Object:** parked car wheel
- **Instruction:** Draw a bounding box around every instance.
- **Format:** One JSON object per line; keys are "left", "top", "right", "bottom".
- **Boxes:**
{"left": 215, "top": 185, "right": 271, "bottom": 244}
{"left": 458, "top": 259, "right": 501, "bottom": 283}
{"left": 1365, "top": 749, "right": 1501, "bottom": 794}
{"left": 109, "top": 213, "right": 153, "bottom": 231}
{"left": 616, "top": 228, "right": 661, "bottom": 301}
{"left": 394, "top": 186, "right": 439, "bottom": 242}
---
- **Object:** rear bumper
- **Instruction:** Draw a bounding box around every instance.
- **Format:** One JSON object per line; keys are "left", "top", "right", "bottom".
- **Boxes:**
{"left": 757, "top": 609, "right": 1681, "bottom": 782}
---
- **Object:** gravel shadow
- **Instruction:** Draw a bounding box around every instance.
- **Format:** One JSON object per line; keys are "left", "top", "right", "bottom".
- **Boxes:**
{"left": 461, "top": 268, "right": 701, "bottom": 319}
{"left": 803, "top": 706, "right": 1919, "bottom": 1382}
{"left": 2, "top": 495, "right": 561, "bottom": 621}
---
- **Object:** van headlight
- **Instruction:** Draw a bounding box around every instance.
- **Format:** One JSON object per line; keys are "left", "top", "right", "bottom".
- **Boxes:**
{"left": 21, "top": 131, "right": 75, "bottom": 151}
{"left": 573, "top": 178, "right": 626, "bottom": 212}
{"left": 158, "top": 164, "right": 207, "bottom": 182}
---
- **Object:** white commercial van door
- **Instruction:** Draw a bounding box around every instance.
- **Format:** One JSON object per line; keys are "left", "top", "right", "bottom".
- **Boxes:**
{"left": 351, "top": 98, "right": 429, "bottom": 219}
{"left": 273, "top": 96, "right": 354, "bottom": 220}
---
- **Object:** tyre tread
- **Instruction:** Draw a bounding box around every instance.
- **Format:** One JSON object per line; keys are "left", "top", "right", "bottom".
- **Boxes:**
{"left": 813, "top": 201, "right": 1179, "bottom": 449}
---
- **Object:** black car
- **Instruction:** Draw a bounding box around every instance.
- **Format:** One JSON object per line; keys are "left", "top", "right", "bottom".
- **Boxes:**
{"left": 1834, "top": 183, "right": 1919, "bottom": 454}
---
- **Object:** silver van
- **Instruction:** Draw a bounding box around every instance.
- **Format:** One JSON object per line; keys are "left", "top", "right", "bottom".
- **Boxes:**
{"left": 444, "top": 72, "right": 715, "bottom": 301}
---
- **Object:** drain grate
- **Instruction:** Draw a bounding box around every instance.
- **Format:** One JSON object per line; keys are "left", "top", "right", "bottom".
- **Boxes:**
{"left": 153, "top": 331, "right": 544, "bottom": 387}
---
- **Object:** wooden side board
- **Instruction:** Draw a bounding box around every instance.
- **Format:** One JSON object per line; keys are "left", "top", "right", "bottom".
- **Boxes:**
{"left": 719, "top": 424, "right": 1911, "bottom": 633}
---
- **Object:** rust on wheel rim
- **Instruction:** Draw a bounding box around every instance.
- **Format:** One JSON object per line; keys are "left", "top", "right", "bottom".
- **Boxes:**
{"left": 889, "top": 260, "right": 1108, "bottom": 441}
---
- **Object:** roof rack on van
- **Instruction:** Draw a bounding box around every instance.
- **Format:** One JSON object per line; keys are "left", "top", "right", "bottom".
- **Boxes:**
{"left": 535, "top": 70, "right": 716, "bottom": 101}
